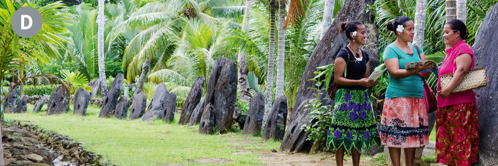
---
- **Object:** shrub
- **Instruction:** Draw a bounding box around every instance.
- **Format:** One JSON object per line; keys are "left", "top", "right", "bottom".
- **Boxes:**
{"left": 23, "top": 85, "right": 57, "bottom": 96}
{"left": 302, "top": 76, "right": 333, "bottom": 149}
{"left": 2, "top": 85, "right": 58, "bottom": 96}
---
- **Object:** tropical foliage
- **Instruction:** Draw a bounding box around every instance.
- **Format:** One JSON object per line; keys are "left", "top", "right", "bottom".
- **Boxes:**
{"left": 2, "top": 0, "right": 496, "bottom": 116}
{"left": 374, "top": 0, "right": 496, "bottom": 55}
{"left": 0, "top": 0, "right": 72, "bottom": 97}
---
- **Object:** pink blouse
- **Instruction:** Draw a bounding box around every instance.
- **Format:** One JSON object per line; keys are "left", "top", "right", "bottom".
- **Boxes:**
{"left": 437, "top": 40, "right": 476, "bottom": 107}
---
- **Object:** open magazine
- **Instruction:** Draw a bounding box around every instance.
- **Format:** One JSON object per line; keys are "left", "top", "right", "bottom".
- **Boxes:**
{"left": 405, "top": 60, "right": 436, "bottom": 70}
{"left": 368, "top": 68, "right": 387, "bottom": 81}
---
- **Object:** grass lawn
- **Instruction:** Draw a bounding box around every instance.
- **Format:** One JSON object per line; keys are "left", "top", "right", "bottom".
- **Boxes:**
{"left": 5, "top": 104, "right": 281, "bottom": 165}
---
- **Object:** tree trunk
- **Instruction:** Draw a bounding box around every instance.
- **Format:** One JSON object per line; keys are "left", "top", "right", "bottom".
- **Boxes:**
{"left": 134, "top": 60, "right": 151, "bottom": 97}
{"left": 0, "top": 83, "right": 4, "bottom": 165}
{"left": 413, "top": 0, "right": 427, "bottom": 46}
{"left": 275, "top": 0, "right": 285, "bottom": 99}
{"left": 320, "top": 0, "right": 335, "bottom": 39}
{"left": 446, "top": 0, "right": 457, "bottom": 23}
{"left": 456, "top": 0, "right": 467, "bottom": 23}
{"left": 98, "top": 0, "right": 107, "bottom": 97}
{"left": 19, "top": 62, "right": 23, "bottom": 97}
{"left": 237, "top": 0, "right": 253, "bottom": 103}
{"left": 414, "top": 0, "right": 429, "bottom": 162}
{"left": 263, "top": 7, "right": 277, "bottom": 129}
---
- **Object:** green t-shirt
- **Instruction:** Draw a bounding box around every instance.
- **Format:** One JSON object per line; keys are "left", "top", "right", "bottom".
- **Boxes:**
{"left": 383, "top": 43, "right": 424, "bottom": 99}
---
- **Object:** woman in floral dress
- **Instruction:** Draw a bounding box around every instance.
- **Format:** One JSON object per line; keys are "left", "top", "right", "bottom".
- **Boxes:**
{"left": 326, "top": 21, "right": 380, "bottom": 166}
{"left": 379, "top": 16, "right": 434, "bottom": 166}
{"left": 436, "top": 19, "right": 479, "bottom": 166}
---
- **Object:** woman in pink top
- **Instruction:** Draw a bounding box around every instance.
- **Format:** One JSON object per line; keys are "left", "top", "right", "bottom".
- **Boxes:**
{"left": 436, "top": 19, "right": 479, "bottom": 166}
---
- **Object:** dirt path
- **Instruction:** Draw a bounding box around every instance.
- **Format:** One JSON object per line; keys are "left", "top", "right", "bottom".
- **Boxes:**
{"left": 230, "top": 139, "right": 379, "bottom": 166}
{"left": 256, "top": 150, "right": 378, "bottom": 166}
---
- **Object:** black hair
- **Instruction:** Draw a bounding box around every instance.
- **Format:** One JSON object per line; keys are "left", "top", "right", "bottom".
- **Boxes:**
{"left": 387, "top": 16, "right": 412, "bottom": 35}
{"left": 446, "top": 19, "right": 469, "bottom": 40}
{"left": 339, "top": 21, "right": 363, "bottom": 39}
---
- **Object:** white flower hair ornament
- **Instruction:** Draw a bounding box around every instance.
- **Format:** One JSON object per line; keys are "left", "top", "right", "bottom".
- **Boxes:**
{"left": 352, "top": 31, "right": 357, "bottom": 37}
{"left": 396, "top": 25, "right": 404, "bottom": 33}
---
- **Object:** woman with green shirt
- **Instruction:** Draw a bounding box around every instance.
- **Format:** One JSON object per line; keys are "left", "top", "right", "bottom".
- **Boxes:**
{"left": 379, "top": 16, "right": 434, "bottom": 166}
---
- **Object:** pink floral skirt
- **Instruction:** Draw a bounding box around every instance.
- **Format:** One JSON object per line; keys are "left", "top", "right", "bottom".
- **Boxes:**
{"left": 379, "top": 97, "right": 429, "bottom": 148}
{"left": 436, "top": 102, "right": 479, "bottom": 166}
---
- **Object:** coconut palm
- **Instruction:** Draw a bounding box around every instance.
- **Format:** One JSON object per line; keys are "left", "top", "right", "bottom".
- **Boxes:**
{"left": 284, "top": 0, "right": 324, "bottom": 112}
{"left": 414, "top": 0, "right": 427, "bottom": 45}
{"left": 275, "top": 0, "right": 286, "bottom": 99}
{"left": 0, "top": 0, "right": 72, "bottom": 163}
{"left": 446, "top": 0, "right": 456, "bottom": 22}
{"left": 107, "top": 0, "right": 244, "bottom": 100}
{"left": 97, "top": 0, "right": 107, "bottom": 96}
{"left": 237, "top": 0, "right": 253, "bottom": 103}
{"left": 456, "top": 0, "right": 466, "bottom": 23}
{"left": 320, "top": 0, "right": 334, "bottom": 38}
{"left": 263, "top": 0, "right": 278, "bottom": 128}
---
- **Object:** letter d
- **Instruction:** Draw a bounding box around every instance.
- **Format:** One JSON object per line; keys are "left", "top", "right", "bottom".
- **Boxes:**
{"left": 21, "top": 15, "right": 33, "bottom": 30}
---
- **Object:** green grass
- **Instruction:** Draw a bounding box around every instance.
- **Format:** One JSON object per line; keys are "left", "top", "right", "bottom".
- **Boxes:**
{"left": 5, "top": 104, "right": 281, "bottom": 166}
{"left": 430, "top": 124, "right": 436, "bottom": 142}
{"left": 373, "top": 152, "right": 386, "bottom": 164}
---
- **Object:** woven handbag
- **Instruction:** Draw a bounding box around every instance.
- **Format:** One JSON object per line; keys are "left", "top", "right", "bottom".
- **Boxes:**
{"left": 440, "top": 67, "right": 488, "bottom": 93}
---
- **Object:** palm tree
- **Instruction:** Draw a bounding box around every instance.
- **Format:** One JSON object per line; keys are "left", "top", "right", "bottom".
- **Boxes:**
{"left": 67, "top": 4, "right": 98, "bottom": 79}
{"left": 98, "top": 0, "right": 107, "bottom": 96}
{"left": 237, "top": 0, "right": 253, "bottom": 103}
{"left": 446, "top": 0, "right": 456, "bottom": 22}
{"left": 263, "top": 0, "right": 278, "bottom": 129}
{"left": 320, "top": 0, "right": 334, "bottom": 39}
{"left": 275, "top": 0, "right": 286, "bottom": 99}
{"left": 0, "top": 0, "right": 72, "bottom": 163}
{"left": 413, "top": 0, "right": 427, "bottom": 45}
{"left": 284, "top": 0, "right": 324, "bottom": 113}
{"left": 107, "top": 0, "right": 244, "bottom": 99}
{"left": 456, "top": 0, "right": 467, "bottom": 23}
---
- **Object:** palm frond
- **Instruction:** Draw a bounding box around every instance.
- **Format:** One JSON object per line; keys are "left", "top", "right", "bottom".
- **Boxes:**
{"left": 210, "top": 6, "right": 245, "bottom": 18}
{"left": 148, "top": 69, "right": 190, "bottom": 87}
{"left": 124, "top": 24, "right": 179, "bottom": 81}
{"left": 170, "top": 86, "right": 191, "bottom": 106}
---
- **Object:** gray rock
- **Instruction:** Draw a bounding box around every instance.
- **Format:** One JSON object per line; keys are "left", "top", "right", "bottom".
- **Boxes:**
{"left": 73, "top": 88, "right": 90, "bottom": 116}
{"left": 282, "top": 0, "right": 377, "bottom": 153}
{"left": 3, "top": 86, "right": 18, "bottom": 113}
{"left": 129, "top": 93, "right": 147, "bottom": 120}
{"left": 280, "top": 99, "right": 313, "bottom": 153}
{"left": 199, "top": 104, "right": 216, "bottom": 134}
{"left": 89, "top": 98, "right": 103, "bottom": 107}
{"left": 26, "top": 154, "right": 43, "bottom": 162}
{"left": 474, "top": 3, "right": 498, "bottom": 166}
{"left": 99, "top": 74, "right": 123, "bottom": 118}
{"left": 163, "top": 93, "right": 177, "bottom": 123}
{"left": 142, "top": 83, "right": 169, "bottom": 122}
{"left": 88, "top": 79, "right": 100, "bottom": 99}
{"left": 243, "top": 93, "right": 264, "bottom": 136}
{"left": 33, "top": 96, "right": 47, "bottom": 113}
{"left": 201, "top": 57, "right": 237, "bottom": 134}
{"left": 26, "top": 95, "right": 41, "bottom": 105}
{"left": 179, "top": 76, "right": 205, "bottom": 125}
{"left": 262, "top": 96, "right": 287, "bottom": 141}
{"left": 187, "top": 98, "right": 206, "bottom": 127}
{"left": 114, "top": 96, "right": 129, "bottom": 119}
{"left": 233, "top": 108, "right": 246, "bottom": 130}
{"left": 14, "top": 96, "right": 28, "bottom": 113}
{"left": 46, "top": 86, "right": 69, "bottom": 115}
